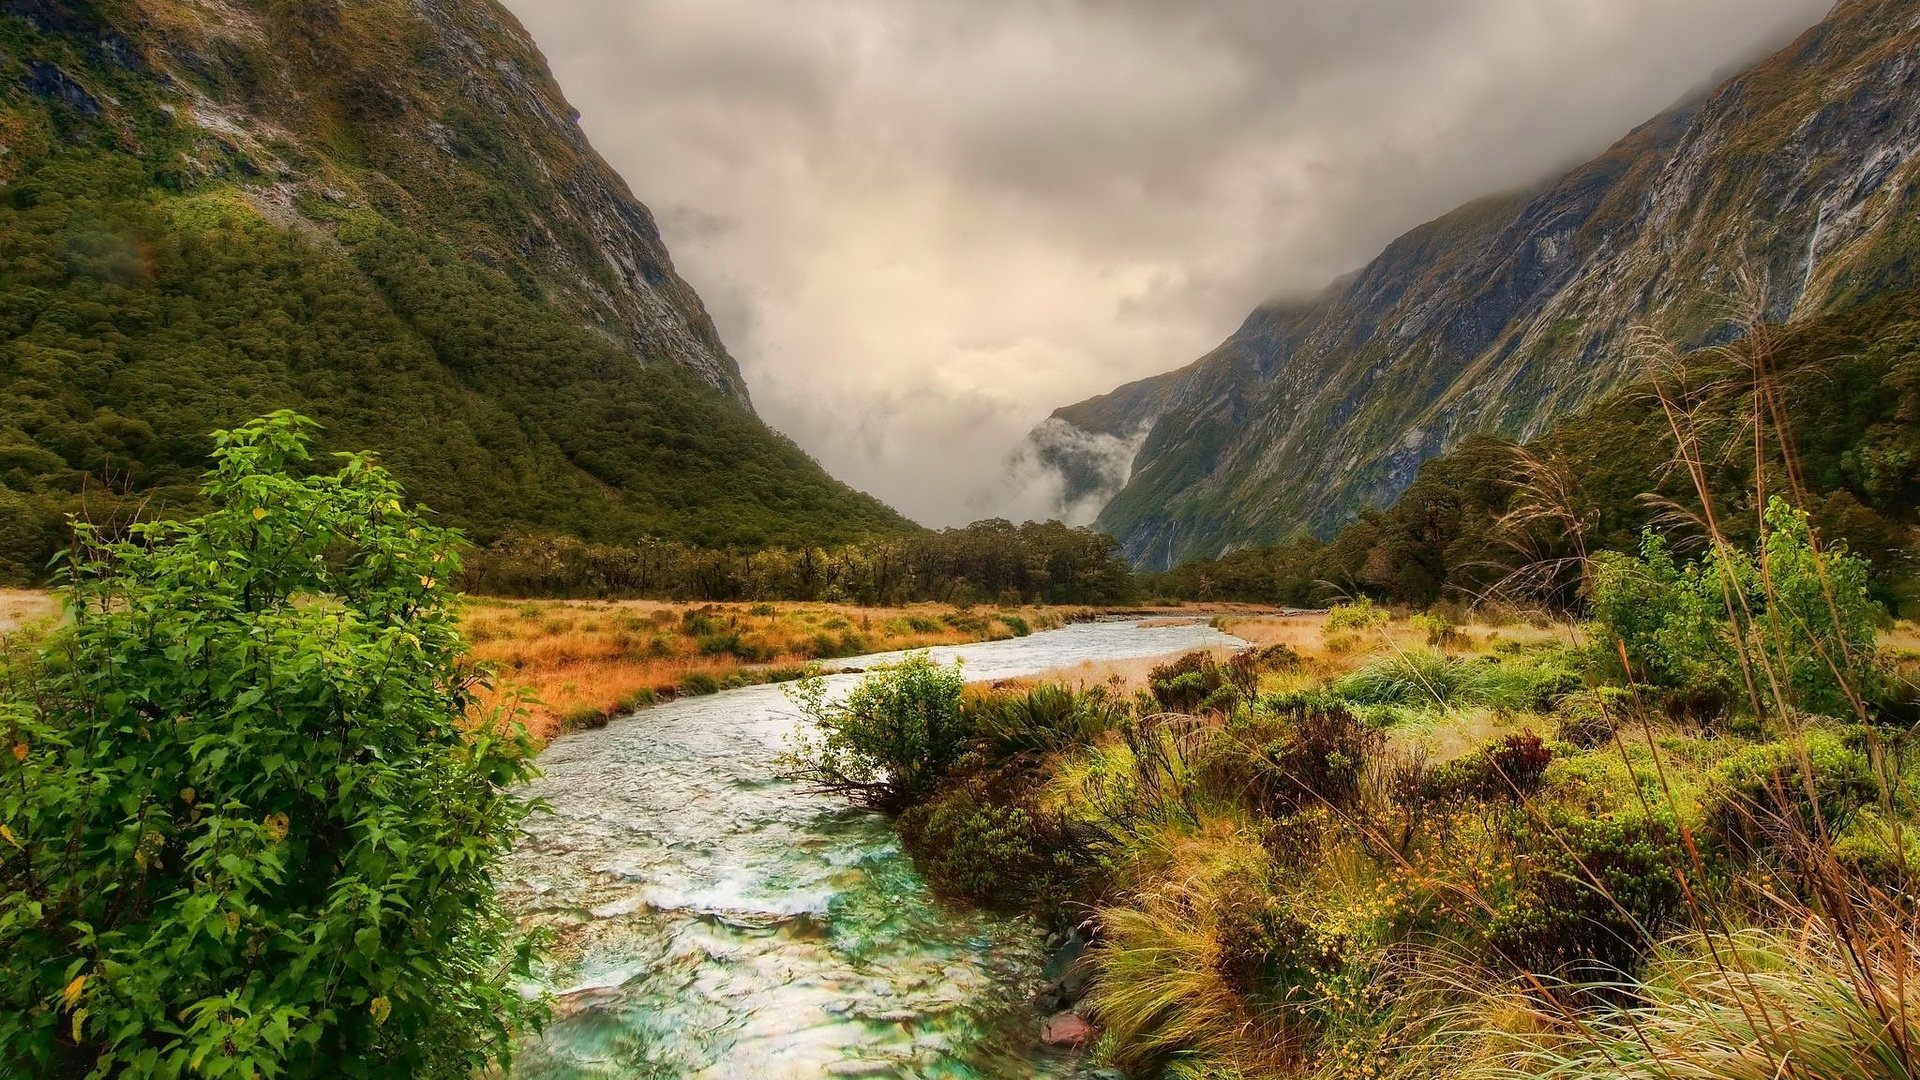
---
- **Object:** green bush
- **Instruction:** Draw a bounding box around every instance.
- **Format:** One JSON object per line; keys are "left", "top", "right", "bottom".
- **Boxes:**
{"left": 780, "top": 652, "right": 971, "bottom": 812}
{"left": 1491, "top": 807, "right": 1687, "bottom": 978}
{"left": 1831, "top": 808, "right": 1920, "bottom": 889}
{"left": 898, "top": 782, "right": 1050, "bottom": 908}
{"left": 1324, "top": 598, "right": 1390, "bottom": 632}
{"left": 1554, "top": 687, "right": 1633, "bottom": 749}
{"left": 1700, "top": 730, "right": 1878, "bottom": 857}
{"left": 1589, "top": 502, "right": 1884, "bottom": 719}
{"left": 697, "top": 630, "right": 743, "bottom": 656}
{"left": 0, "top": 414, "right": 542, "bottom": 1077}
{"left": 1228, "top": 695, "right": 1385, "bottom": 815}
{"left": 677, "top": 671, "right": 721, "bottom": 697}
{"left": 1411, "top": 611, "right": 1466, "bottom": 648}
{"left": 997, "top": 613, "right": 1033, "bottom": 637}
{"left": 1148, "top": 652, "right": 1256, "bottom": 715}
{"left": 1423, "top": 731, "right": 1554, "bottom": 802}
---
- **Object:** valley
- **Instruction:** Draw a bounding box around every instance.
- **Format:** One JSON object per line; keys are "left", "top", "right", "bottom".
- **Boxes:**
{"left": 4, "top": 1, "right": 1919, "bottom": 1079}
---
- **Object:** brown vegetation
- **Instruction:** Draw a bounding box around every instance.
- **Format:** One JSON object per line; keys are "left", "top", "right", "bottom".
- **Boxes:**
{"left": 464, "top": 598, "right": 1074, "bottom": 741}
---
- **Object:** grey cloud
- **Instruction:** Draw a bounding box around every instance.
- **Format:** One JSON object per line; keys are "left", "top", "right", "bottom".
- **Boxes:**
{"left": 506, "top": 0, "right": 1833, "bottom": 526}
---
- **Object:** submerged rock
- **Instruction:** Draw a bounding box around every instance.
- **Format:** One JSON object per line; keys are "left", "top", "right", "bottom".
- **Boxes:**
{"left": 1040, "top": 1011, "right": 1096, "bottom": 1049}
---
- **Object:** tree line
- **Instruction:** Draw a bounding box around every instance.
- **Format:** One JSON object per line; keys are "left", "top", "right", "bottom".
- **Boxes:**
{"left": 457, "top": 518, "right": 1140, "bottom": 606}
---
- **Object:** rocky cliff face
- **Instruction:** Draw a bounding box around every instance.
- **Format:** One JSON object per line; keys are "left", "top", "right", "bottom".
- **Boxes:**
{"left": 1032, "top": 0, "right": 1920, "bottom": 568}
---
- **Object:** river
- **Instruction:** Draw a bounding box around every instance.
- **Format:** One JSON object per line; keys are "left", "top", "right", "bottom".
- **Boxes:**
{"left": 502, "top": 617, "right": 1246, "bottom": 1079}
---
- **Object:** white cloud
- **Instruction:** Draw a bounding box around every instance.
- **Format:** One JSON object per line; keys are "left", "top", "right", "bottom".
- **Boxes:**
{"left": 505, "top": 0, "right": 1831, "bottom": 525}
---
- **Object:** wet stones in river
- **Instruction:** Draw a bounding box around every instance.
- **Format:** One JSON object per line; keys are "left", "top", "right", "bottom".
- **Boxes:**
{"left": 1040, "top": 1012, "right": 1096, "bottom": 1049}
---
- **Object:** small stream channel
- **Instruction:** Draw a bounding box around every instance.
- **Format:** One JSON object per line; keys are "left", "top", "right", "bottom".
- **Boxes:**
{"left": 502, "top": 617, "right": 1247, "bottom": 1079}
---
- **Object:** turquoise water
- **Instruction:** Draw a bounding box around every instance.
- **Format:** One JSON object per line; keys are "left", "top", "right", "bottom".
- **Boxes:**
{"left": 503, "top": 619, "right": 1245, "bottom": 1079}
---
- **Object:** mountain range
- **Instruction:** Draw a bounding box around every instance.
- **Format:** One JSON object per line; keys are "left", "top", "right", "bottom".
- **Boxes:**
{"left": 1029, "top": 0, "right": 1920, "bottom": 568}
{"left": 0, "top": 0, "right": 907, "bottom": 582}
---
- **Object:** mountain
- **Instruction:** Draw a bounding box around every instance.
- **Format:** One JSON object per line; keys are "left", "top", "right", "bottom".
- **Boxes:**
{"left": 0, "top": 0, "right": 909, "bottom": 583}
{"left": 1029, "top": 0, "right": 1920, "bottom": 569}
{"left": 1150, "top": 282, "right": 1920, "bottom": 611}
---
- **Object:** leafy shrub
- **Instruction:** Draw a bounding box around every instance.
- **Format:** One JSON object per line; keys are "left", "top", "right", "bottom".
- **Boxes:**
{"left": 0, "top": 414, "right": 541, "bottom": 1077}
{"left": 1589, "top": 503, "right": 1884, "bottom": 719}
{"left": 1424, "top": 731, "right": 1554, "bottom": 802}
{"left": 1554, "top": 687, "right": 1633, "bottom": 749}
{"left": 998, "top": 613, "right": 1033, "bottom": 637}
{"left": 697, "top": 630, "right": 743, "bottom": 656}
{"left": 1491, "top": 807, "right": 1687, "bottom": 977}
{"left": 898, "top": 782, "right": 1052, "bottom": 908}
{"left": 903, "top": 614, "right": 943, "bottom": 634}
{"left": 1148, "top": 652, "right": 1255, "bottom": 714}
{"left": 748, "top": 602, "right": 777, "bottom": 616}
{"left": 780, "top": 652, "right": 971, "bottom": 812}
{"left": 1700, "top": 730, "right": 1878, "bottom": 858}
{"left": 1229, "top": 694, "right": 1385, "bottom": 815}
{"left": 1831, "top": 808, "right": 1920, "bottom": 890}
{"left": 1411, "top": 611, "right": 1467, "bottom": 649}
{"left": 1256, "top": 643, "right": 1305, "bottom": 672}
{"left": 1325, "top": 598, "right": 1391, "bottom": 633}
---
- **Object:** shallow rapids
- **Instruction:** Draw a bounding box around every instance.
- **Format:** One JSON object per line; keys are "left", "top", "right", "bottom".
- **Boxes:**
{"left": 503, "top": 617, "right": 1246, "bottom": 1079}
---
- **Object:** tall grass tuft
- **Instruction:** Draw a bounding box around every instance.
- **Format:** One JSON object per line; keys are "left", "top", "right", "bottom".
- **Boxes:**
{"left": 1461, "top": 922, "right": 1920, "bottom": 1079}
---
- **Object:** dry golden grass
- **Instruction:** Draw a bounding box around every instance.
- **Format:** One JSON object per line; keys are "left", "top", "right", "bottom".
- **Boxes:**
{"left": 1881, "top": 619, "right": 1920, "bottom": 655}
{"left": 0, "top": 589, "right": 58, "bottom": 633}
{"left": 462, "top": 598, "right": 1076, "bottom": 742}
{"left": 1216, "top": 612, "right": 1575, "bottom": 672}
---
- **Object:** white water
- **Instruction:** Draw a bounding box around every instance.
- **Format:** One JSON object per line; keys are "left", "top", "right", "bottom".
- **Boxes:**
{"left": 502, "top": 618, "right": 1246, "bottom": 1079}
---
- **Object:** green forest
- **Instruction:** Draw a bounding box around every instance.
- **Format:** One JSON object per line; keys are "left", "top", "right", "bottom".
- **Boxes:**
{"left": 0, "top": 2, "right": 908, "bottom": 587}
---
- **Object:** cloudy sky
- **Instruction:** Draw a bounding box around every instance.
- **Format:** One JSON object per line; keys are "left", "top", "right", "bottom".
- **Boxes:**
{"left": 505, "top": 0, "right": 1831, "bottom": 526}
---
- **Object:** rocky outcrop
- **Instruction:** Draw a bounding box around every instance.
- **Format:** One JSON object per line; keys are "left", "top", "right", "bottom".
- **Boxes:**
{"left": 1030, "top": 0, "right": 1920, "bottom": 567}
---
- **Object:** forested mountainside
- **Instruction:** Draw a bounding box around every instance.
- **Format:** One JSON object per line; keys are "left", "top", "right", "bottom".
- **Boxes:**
{"left": 1152, "top": 284, "right": 1920, "bottom": 613}
{"left": 0, "top": 0, "right": 909, "bottom": 584}
{"left": 1032, "top": 0, "right": 1920, "bottom": 569}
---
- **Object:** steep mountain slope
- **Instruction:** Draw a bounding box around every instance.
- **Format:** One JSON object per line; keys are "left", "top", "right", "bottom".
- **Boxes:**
{"left": 1151, "top": 284, "right": 1920, "bottom": 611}
{"left": 1033, "top": 0, "right": 1920, "bottom": 568}
{"left": 0, "top": 0, "right": 910, "bottom": 582}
